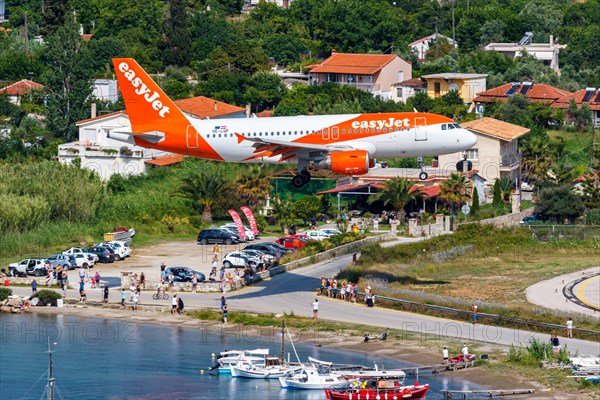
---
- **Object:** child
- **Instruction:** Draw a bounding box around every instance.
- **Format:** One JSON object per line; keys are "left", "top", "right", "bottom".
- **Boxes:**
{"left": 31, "top": 279, "right": 37, "bottom": 295}
{"left": 120, "top": 288, "right": 127, "bottom": 306}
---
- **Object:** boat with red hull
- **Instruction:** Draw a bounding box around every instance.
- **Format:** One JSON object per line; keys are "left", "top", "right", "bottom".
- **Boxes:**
{"left": 325, "top": 382, "right": 429, "bottom": 400}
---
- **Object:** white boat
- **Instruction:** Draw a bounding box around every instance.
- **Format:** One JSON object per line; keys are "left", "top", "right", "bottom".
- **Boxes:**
{"left": 307, "top": 357, "right": 406, "bottom": 380}
{"left": 278, "top": 365, "right": 353, "bottom": 390}
{"left": 231, "top": 359, "right": 302, "bottom": 379}
{"left": 208, "top": 349, "right": 270, "bottom": 375}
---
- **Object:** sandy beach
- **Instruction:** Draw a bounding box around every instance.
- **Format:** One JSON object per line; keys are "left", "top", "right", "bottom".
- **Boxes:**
{"left": 21, "top": 304, "right": 592, "bottom": 400}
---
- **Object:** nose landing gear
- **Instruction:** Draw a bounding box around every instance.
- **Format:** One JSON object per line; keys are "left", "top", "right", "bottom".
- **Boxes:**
{"left": 417, "top": 157, "right": 428, "bottom": 181}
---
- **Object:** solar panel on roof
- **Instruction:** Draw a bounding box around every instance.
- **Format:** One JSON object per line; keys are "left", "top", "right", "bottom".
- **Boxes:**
{"left": 582, "top": 88, "right": 596, "bottom": 102}
{"left": 519, "top": 82, "right": 533, "bottom": 95}
{"left": 505, "top": 82, "right": 520, "bottom": 96}
{"left": 594, "top": 91, "right": 600, "bottom": 103}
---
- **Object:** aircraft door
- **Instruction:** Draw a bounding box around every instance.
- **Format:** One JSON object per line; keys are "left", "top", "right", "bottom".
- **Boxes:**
{"left": 414, "top": 117, "right": 427, "bottom": 141}
{"left": 186, "top": 125, "right": 199, "bottom": 149}
{"left": 331, "top": 127, "right": 339, "bottom": 140}
{"left": 322, "top": 128, "right": 330, "bottom": 141}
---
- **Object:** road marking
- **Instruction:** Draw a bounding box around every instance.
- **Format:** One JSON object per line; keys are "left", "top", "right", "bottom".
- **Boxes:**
{"left": 576, "top": 275, "right": 600, "bottom": 311}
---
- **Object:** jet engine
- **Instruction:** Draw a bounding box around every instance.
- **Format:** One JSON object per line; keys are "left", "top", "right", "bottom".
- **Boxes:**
{"left": 317, "top": 150, "right": 370, "bottom": 175}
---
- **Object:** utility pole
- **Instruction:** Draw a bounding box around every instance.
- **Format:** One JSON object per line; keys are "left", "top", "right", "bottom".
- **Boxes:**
{"left": 435, "top": 17, "right": 439, "bottom": 59}
{"left": 24, "top": 12, "right": 29, "bottom": 55}
{"left": 451, "top": 0, "right": 456, "bottom": 45}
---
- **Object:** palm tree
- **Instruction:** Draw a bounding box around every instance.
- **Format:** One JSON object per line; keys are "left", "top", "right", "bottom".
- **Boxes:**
{"left": 521, "top": 136, "right": 553, "bottom": 183}
{"left": 178, "top": 172, "right": 228, "bottom": 224}
{"left": 368, "top": 177, "right": 423, "bottom": 220}
{"left": 272, "top": 195, "right": 296, "bottom": 234}
{"left": 236, "top": 165, "right": 272, "bottom": 210}
{"left": 439, "top": 173, "right": 471, "bottom": 230}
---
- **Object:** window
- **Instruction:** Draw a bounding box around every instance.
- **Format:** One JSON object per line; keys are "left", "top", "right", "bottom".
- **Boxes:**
{"left": 396, "top": 87, "right": 403, "bottom": 98}
{"left": 461, "top": 148, "right": 479, "bottom": 161}
{"left": 442, "top": 124, "right": 447, "bottom": 130}
{"left": 434, "top": 82, "right": 441, "bottom": 97}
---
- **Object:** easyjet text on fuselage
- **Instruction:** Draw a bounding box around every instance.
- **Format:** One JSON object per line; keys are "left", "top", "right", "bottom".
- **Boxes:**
{"left": 351, "top": 117, "right": 411, "bottom": 130}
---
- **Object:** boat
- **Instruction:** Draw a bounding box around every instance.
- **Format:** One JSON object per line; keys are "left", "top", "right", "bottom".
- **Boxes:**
{"left": 325, "top": 381, "right": 430, "bottom": 400}
{"left": 449, "top": 353, "right": 476, "bottom": 365}
{"left": 231, "top": 357, "right": 302, "bottom": 379}
{"left": 279, "top": 365, "right": 354, "bottom": 390}
{"left": 208, "top": 348, "right": 270, "bottom": 375}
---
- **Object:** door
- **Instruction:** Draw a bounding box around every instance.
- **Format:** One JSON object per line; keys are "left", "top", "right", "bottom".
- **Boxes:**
{"left": 331, "top": 127, "right": 339, "bottom": 140}
{"left": 186, "top": 125, "right": 199, "bottom": 148}
{"left": 414, "top": 117, "right": 427, "bottom": 141}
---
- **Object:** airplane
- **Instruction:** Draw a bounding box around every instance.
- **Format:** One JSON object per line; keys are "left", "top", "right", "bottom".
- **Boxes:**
{"left": 109, "top": 58, "right": 477, "bottom": 188}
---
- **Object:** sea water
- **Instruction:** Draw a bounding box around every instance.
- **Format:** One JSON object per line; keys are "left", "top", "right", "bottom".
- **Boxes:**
{"left": 0, "top": 313, "right": 480, "bottom": 399}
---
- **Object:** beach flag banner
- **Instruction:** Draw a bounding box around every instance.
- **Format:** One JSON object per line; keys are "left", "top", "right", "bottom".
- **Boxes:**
{"left": 228, "top": 210, "right": 246, "bottom": 239}
{"left": 241, "top": 206, "right": 259, "bottom": 235}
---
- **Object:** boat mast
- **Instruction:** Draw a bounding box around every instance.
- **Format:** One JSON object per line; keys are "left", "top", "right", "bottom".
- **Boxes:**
{"left": 47, "top": 337, "right": 54, "bottom": 400}
{"left": 280, "top": 320, "right": 285, "bottom": 364}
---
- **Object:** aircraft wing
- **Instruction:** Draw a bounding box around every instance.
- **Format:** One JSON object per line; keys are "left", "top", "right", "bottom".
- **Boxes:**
{"left": 236, "top": 133, "right": 357, "bottom": 162}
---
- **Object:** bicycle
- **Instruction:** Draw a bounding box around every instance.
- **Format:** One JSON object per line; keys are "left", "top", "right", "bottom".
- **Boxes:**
{"left": 152, "top": 288, "right": 169, "bottom": 300}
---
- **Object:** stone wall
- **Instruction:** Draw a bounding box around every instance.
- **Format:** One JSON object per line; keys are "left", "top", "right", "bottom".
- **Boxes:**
{"left": 478, "top": 207, "right": 534, "bottom": 228}
{"left": 408, "top": 214, "right": 448, "bottom": 237}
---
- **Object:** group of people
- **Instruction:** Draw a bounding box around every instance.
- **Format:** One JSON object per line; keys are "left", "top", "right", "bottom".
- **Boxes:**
{"left": 171, "top": 293, "right": 184, "bottom": 314}
{"left": 318, "top": 276, "right": 362, "bottom": 303}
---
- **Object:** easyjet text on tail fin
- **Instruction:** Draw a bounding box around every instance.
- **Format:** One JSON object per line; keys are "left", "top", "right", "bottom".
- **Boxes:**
{"left": 112, "top": 58, "right": 189, "bottom": 134}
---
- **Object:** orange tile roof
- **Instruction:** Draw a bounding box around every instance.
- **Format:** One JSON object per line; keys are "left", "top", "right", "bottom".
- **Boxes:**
{"left": 461, "top": 117, "right": 530, "bottom": 141}
{"left": 81, "top": 34, "right": 93, "bottom": 41}
{"left": 145, "top": 154, "right": 185, "bottom": 166}
{"left": 473, "top": 83, "right": 571, "bottom": 104}
{"left": 0, "top": 79, "right": 45, "bottom": 96}
{"left": 256, "top": 109, "right": 274, "bottom": 118}
{"left": 75, "top": 96, "right": 245, "bottom": 124}
{"left": 308, "top": 53, "right": 400, "bottom": 75}
{"left": 552, "top": 89, "right": 600, "bottom": 111}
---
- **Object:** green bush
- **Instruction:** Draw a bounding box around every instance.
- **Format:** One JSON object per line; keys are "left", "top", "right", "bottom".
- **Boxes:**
{"left": 34, "top": 290, "right": 62, "bottom": 306}
{"left": 0, "top": 287, "right": 12, "bottom": 301}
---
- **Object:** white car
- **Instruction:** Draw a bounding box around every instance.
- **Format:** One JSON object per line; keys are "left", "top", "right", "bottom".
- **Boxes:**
{"left": 63, "top": 247, "right": 99, "bottom": 262}
{"left": 100, "top": 242, "right": 128, "bottom": 261}
{"left": 305, "top": 230, "right": 331, "bottom": 241}
{"left": 107, "top": 240, "right": 132, "bottom": 257}
{"left": 320, "top": 228, "right": 343, "bottom": 236}
{"left": 222, "top": 251, "right": 262, "bottom": 269}
{"left": 71, "top": 253, "right": 95, "bottom": 268}
{"left": 241, "top": 249, "right": 275, "bottom": 263}
{"left": 221, "top": 224, "right": 255, "bottom": 241}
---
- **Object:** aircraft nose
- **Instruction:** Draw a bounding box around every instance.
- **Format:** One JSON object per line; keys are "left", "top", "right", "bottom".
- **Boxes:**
{"left": 462, "top": 129, "right": 477, "bottom": 148}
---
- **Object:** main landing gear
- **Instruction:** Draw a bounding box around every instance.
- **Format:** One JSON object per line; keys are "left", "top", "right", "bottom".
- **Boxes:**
{"left": 417, "top": 157, "right": 428, "bottom": 181}
{"left": 292, "top": 169, "right": 311, "bottom": 188}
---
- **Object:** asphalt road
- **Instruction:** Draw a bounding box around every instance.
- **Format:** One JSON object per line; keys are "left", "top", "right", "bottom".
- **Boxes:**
{"left": 11, "top": 237, "right": 599, "bottom": 356}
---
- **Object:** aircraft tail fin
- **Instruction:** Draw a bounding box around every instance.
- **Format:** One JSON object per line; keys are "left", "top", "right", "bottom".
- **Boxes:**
{"left": 112, "top": 58, "right": 188, "bottom": 134}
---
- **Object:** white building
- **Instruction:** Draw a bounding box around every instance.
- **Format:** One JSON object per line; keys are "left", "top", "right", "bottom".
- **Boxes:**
{"left": 409, "top": 34, "right": 458, "bottom": 61}
{"left": 92, "top": 79, "right": 119, "bottom": 103}
{"left": 390, "top": 78, "right": 426, "bottom": 104}
{"left": 484, "top": 34, "right": 566, "bottom": 73}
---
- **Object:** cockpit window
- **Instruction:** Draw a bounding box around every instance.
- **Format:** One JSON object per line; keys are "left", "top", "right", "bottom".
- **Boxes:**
{"left": 448, "top": 124, "right": 455, "bottom": 129}
{"left": 453, "top": 123, "right": 461, "bottom": 128}
{"left": 442, "top": 124, "right": 447, "bottom": 130}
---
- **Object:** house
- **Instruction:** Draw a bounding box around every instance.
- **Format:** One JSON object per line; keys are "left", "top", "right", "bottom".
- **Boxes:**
{"left": 421, "top": 73, "right": 487, "bottom": 105}
{"left": 484, "top": 34, "right": 566, "bottom": 73}
{"left": 438, "top": 117, "right": 530, "bottom": 192}
{"left": 390, "top": 78, "right": 426, "bottom": 104}
{"left": 58, "top": 96, "right": 247, "bottom": 180}
{"left": 307, "top": 51, "right": 412, "bottom": 99}
{"left": 473, "top": 82, "right": 571, "bottom": 115}
{"left": 551, "top": 87, "right": 600, "bottom": 127}
{"left": 0, "top": 0, "right": 7, "bottom": 23}
{"left": 0, "top": 79, "right": 45, "bottom": 106}
{"left": 409, "top": 33, "right": 458, "bottom": 61}
{"left": 92, "top": 79, "right": 119, "bottom": 103}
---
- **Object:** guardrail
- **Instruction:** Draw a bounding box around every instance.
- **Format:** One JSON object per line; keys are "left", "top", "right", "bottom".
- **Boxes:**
{"left": 359, "top": 292, "right": 600, "bottom": 340}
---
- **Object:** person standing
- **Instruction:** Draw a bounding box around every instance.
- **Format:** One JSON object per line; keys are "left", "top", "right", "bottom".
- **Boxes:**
{"left": 442, "top": 347, "right": 449, "bottom": 364}
{"left": 171, "top": 294, "right": 178, "bottom": 314}
{"left": 31, "top": 279, "right": 37, "bottom": 295}
{"left": 103, "top": 285, "right": 109, "bottom": 304}
{"left": 213, "top": 243, "right": 219, "bottom": 258}
{"left": 94, "top": 271, "right": 101, "bottom": 288}
{"left": 220, "top": 296, "right": 227, "bottom": 310}
{"left": 472, "top": 305, "right": 478, "bottom": 324}
{"left": 132, "top": 291, "right": 139, "bottom": 311}
{"left": 191, "top": 273, "right": 198, "bottom": 293}
{"left": 222, "top": 304, "right": 229, "bottom": 324}
{"left": 140, "top": 272, "right": 146, "bottom": 291}
{"left": 46, "top": 270, "right": 53, "bottom": 288}
{"left": 462, "top": 344, "right": 469, "bottom": 362}
{"left": 550, "top": 334, "right": 560, "bottom": 352}
{"left": 177, "top": 296, "right": 184, "bottom": 314}
{"left": 566, "top": 317, "right": 573, "bottom": 338}
{"left": 120, "top": 288, "right": 127, "bottom": 306}
{"left": 312, "top": 299, "right": 319, "bottom": 320}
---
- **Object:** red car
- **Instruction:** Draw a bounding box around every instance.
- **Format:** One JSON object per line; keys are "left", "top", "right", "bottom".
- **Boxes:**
{"left": 277, "top": 234, "right": 311, "bottom": 250}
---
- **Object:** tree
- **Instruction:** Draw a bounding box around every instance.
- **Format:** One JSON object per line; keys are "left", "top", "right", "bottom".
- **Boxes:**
{"left": 567, "top": 99, "right": 592, "bottom": 131}
{"left": 293, "top": 196, "right": 323, "bottom": 224}
{"left": 162, "top": 0, "right": 192, "bottom": 66}
{"left": 41, "top": 0, "right": 68, "bottom": 37}
{"left": 439, "top": 173, "right": 471, "bottom": 230}
{"left": 367, "top": 177, "right": 422, "bottom": 220}
{"left": 471, "top": 186, "right": 480, "bottom": 216}
{"left": 177, "top": 172, "right": 228, "bottom": 224}
{"left": 521, "top": 135, "right": 554, "bottom": 183}
{"left": 495, "top": 94, "right": 532, "bottom": 128}
{"left": 43, "top": 17, "right": 93, "bottom": 142}
{"left": 272, "top": 195, "right": 296, "bottom": 233}
{"left": 236, "top": 165, "right": 272, "bottom": 210}
{"left": 492, "top": 179, "right": 502, "bottom": 207}
{"left": 580, "top": 173, "right": 600, "bottom": 210}
{"left": 496, "top": 177, "right": 514, "bottom": 203}
{"left": 535, "top": 185, "right": 584, "bottom": 223}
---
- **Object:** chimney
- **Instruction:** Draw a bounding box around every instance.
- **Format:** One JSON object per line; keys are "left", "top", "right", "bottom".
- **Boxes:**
{"left": 331, "top": 49, "right": 337, "bottom": 54}
{"left": 90, "top": 102, "right": 97, "bottom": 118}
{"left": 214, "top": 101, "right": 217, "bottom": 111}
{"left": 79, "top": 24, "right": 84, "bottom": 35}
{"left": 549, "top": 34, "right": 553, "bottom": 45}
{"left": 246, "top": 103, "right": 251, "bottom": 118}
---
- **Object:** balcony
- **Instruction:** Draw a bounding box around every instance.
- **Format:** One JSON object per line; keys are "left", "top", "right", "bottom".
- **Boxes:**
{"left": 58, "top": 144, "right": 144, "bottom": 159}
{"left": 500, "top": 153, "right": 521, "bottom": 170}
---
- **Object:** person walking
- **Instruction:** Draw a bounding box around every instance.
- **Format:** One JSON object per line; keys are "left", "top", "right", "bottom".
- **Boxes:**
{"left": 140, "top": 272, "right": 146, "bottom": 291}
{"left": 46, "top": 270, "right": 53, "bottom": 288}
{"left": 222, "top": 304, "right": 229, "bottom": 324}
{"left": 442, "top": 347, "right": 449, "bottom": 364}
{"left": 177, "top": 296, "right": 184, "bottom": 314}
{"left": 132, "top": 291, "right": 139, "bottom": 311}
{"left": 31, "top": 279, "right": 37, "bottom": 295}
{"left": 462, "top": 344, "right": 469, "bottom": 362}
{"left": 171, "top": 294, "right": 178, "bottom": 314}
{"left": 566, "top": 317, "right": 573, "bottom": 338}
{"left": 213, "top": 243, "right": 219, "bottom": 257}
{"left": 312, "top": 299, "right": 319, "bottom": 320}
{"left": 191, "top": 273, "right": 198, "bottom": 293}
{"left": 472, "top": 305, "right": 478, "bottom": 324}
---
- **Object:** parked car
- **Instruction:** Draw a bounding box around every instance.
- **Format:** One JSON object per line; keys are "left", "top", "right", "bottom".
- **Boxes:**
{"left": 240, "top": 249, "right": 275, "bottom": 263}
{"left": 164, "top": 266, "right": 205, "bottom": 282}
{"left": 106, "top": 240, "right": 132, "bottom": 257}
{"left": 63, "top": 247, "right": 99, "bottom": 262}
{"left": 47, "top": 254, "right": 76, "bottom": 270}
{"left": 197, "top": 228, "right": 241, "bottom": 245}
{"left": 87, "top": 246, "right": 116, "bottom": 263}
{"left": 320, "top": 228, "right": 343, "bottom": 236}
{"left": 521, "top": 215, "right": 545, "bottom": 225}
{"left": 222, "top": 223, "right": 257, "bottom": 240}
{"left": 222, "top": 251, "right": 262, "bottom": 269}
{"left": 219, "top": 225, "right": 253, "bottom": 241}
{"left": 305, "top": 230, "right": 331, "bottom": 241}
{"left": 71, "top": 253, "right": 94, "bottom": 269}
{"left": 244, "top": 242, "right": 293, "bottom": 257}
{"left": 8, "top": 258, "right": 51, "bottom": 277}
{"left": 277, "top": 234, "right": 311, "bottom": 250}
{"left": 100, "top": 242, "right": 127, "bottom": 261}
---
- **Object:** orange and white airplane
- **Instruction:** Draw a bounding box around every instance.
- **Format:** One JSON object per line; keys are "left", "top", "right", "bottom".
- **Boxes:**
{"left": 110, "top": 58, "right": 477, "bottom": 188}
